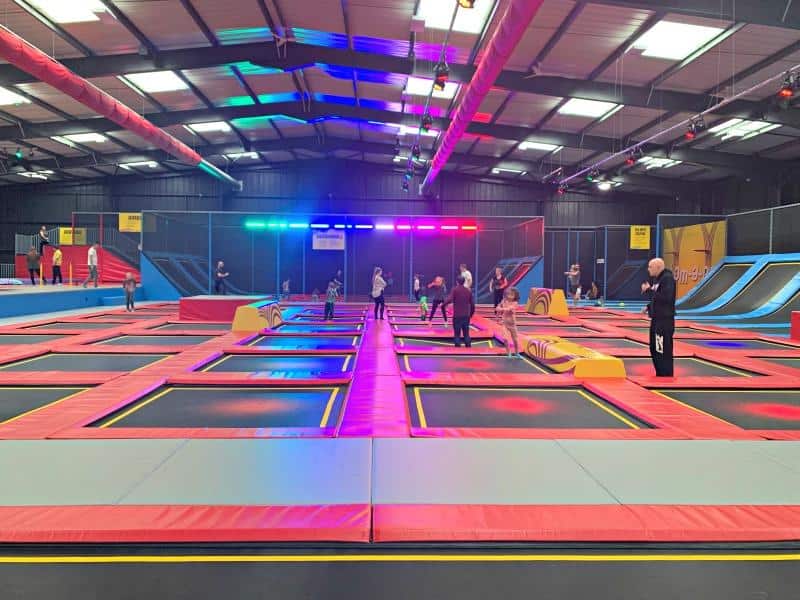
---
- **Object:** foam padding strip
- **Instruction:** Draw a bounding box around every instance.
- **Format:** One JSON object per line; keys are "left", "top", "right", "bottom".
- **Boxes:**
{"left": 373, "top": 504, "right": 800, "bottom": 542}
{"left": 0, "top": 504, "right": 370, "bottom": 542}
{"left": 525, "top": 287, "right": 570, "bottom": 317}
{"left": 409, "top": 427, "right": 687, "bottom": 439}
{"left": 168, "top": 374, "right": 351, "bottom": 386}
{"left": 52, "top": 426, "right": 336, "bottom": 439}
{"left": 401, "top": 373, "right": 578, "bottom": 386}
{"left": 221, "top": 347, "right": 357, "bottom": 356}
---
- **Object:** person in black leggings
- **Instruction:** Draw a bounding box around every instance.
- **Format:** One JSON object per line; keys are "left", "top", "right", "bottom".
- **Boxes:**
{"left": 489, "top": 266, "right": 508, "bottom": 315}
{"left": 427, "top": 276, "right": 447, "bottom": 323}
{"left": 371, "top": 267, "right": 387, "bottom": 320}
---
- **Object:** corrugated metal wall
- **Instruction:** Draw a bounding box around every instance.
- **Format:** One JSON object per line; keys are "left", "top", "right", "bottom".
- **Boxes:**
{"left": 0, "top": 159, "right": 710, "bottom": 263}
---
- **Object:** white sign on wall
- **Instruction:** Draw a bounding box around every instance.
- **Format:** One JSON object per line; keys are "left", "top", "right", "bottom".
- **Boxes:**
{"left": 312, "top": 230, "right": 345, "bottom": 251}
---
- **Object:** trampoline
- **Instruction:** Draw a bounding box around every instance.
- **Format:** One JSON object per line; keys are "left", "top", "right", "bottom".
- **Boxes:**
{"left": 561, "top": 337, "right": 647, "bottom": 350}
{"left": 89, "top": 313, "right": 170, "bottom": 320}
{"left": 400, "top": 354, "right": 547, "bottom": 374}
{"left": 0, "top": 334, "right": 71, "bottom": 345}
{"left": 392, "top": 322, "right": 479, "bottom": 331}
{"left": 654, "top": 389, "right": 800, "bottom": 430}
{"left": 277, "top": 324, "right": 363, "bottom": 333}
{"left": 152, "top": 323, "right": 229, "bottom": 331}
{"left": 201, "top": 354, "right": 353, "bottom": 374}
{"left": 623, "top": 326, "right": 717, "bottom": 335}
{"left": 90, "top": 385, "right": 344, "bottom": 429}
{"left": 249, "top": 335, "right": 360, "bottom": 350}
{"left": 0, "top": 387, "right": 87, "bottom": 425}
{"left": 95, "top": 335, "right": 216, "bottom": 346}
{"left": 621, "top": 357, "right": 754, "bottom": 378}
{"left": 680, "top": 339, "right": 800, "bottom": 351}
{"left": 0, "top": 353, "right": 170, "bottom": 372}
{"left": 23, "top": 322, "right": 124, "bottom": 331}
{"left": 517, "top": 326, "right": 597, "bottom": 334}
{"left": 396, "top": 337, "right": 497, "bottom": 348}
{"left": 677, "top": 263, "right": 752, "bottom": 311}
{"left": 407, "top": 387, "right": 649, "bottom": 429}
{"left": 758, "top": 357, "right": 800, "bottom": 370}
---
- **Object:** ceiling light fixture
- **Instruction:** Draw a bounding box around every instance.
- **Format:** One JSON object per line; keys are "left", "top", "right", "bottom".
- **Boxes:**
{"left": 421, "top": 114, "right": 433, "bottom": 132}
{"left": 0, "top": 86, "right": 30, "bottom": 106}
{"left": 186, "top": 121, "right": 232, "bottom": 133}
{"left": 21, "top": 0, "right": 107, "bottom": 24}
{"left": 122, "top": 71, "right": 188, "bottom": 93}
{"left": 415, "top": 0, "right": 493, "bottom": 34}
{"left": 457, "top": 0, "right": 475, "bottom": 7}
{"left": 405, "top": 76, "right": 458, "bottom": 100}
{"left": 630, "top": 21, "right": 725, "bottom": 61}
{"left": 708, "top": 118, "right": 781, "bottom": 141}
{"left": 558, "top": 98, "right": 621, "bottom": 119}
{"left": 119, "top": 161, "right": 158, "bottom": 170}
{"left": 519, "top": 141, "right": 562, "bottom": 153}
{"left": 596, "top": 181, "right": 612, "bottom": 192}
{"left": 433, "top": 62, "right": 450, "bottom": 92}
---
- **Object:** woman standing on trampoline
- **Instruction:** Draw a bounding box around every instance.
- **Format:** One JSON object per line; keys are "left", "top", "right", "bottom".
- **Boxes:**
{"left": 371, "top": 267, "right": 388, "bottom": 320}
{"left": 489, "top": 266, "right": 509, "bottom": 315}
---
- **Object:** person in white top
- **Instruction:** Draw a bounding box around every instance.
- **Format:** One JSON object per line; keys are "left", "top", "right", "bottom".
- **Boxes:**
{"left": 371, "top": 266, "right": 388, "bottom": 320}
{"left": 413, "top": 273, "right": 421, "bottom": 301}
{"left": 82, "top": 242, "right": 100, "bottom": 288}
{"left": 459, "top": 263, "right": 473, "bottom": 290}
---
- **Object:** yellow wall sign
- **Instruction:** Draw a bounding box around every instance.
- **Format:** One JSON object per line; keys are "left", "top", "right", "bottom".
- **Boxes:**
{"left": 629, "top": 226, "right": 651, "bottom": 250}
{"left": 119, "top": 212, "right": 142, "bottom": 233}
{"left": 58, "top": 227, "right": 86, "bottom": 245}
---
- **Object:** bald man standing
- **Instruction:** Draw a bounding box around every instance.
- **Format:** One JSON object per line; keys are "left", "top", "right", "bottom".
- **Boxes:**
{"left": 641, "top": 258, "right": 676, "bottom": 377}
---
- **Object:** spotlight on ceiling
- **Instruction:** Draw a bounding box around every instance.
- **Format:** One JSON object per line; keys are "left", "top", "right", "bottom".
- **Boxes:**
{"left": 14, "top": 147, "right": 23, "bottom": 160}
{"left": 586, "top": 168, "right": 600, "bottom": 182}
{"left": 596, "top": 180, "right": 613, "bottom": 192}
{"left": 411, "top": 144, "right": 421, "bottom": 159}
{"left": 433, "top": 62, "right": 449, "bottom": 92}
{"left": 684, "top": 123, "right": 697, "bottom": 141}
{"left": 778, "top": 72, "right": 796, "bottom": 99}
{"left": 401, "top": 180, "right": 410, "bottom": 192}
{"left": 421, "top": 113, "right": 433, "bottom": 132}
{"left": 457, "top": 0, "right": 475, "bottom": 7}
{"left": 557, "top": 184, "right": 568, "bottom": 196}
{"left": 403, "top": 169, "right": 413, "bottom": 182}
{"left": 625, "top": 152, "right": 636, "bottom": 166}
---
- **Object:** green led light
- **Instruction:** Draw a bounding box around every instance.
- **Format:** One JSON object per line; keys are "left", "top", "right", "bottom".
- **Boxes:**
{"left": 245, "top": 220, "right": 267, "bottom": 230}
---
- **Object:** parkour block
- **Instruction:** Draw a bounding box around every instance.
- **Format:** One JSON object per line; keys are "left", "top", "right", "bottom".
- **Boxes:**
{"left": 525, "top": 287, "right": 570, "bottom": 317}
{"left": 792, "top": 311, "right": 800, "bottom": 341}
{"left": 232, "top": 300, "right": 283, "bottom": 333}
{"left": 524, "top": 335, "right": 626, "bottom": 378}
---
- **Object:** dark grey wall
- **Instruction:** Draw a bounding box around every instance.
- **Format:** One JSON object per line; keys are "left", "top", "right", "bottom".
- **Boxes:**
{"left": 0, "top": 159, "right": 708, "bottom": 263}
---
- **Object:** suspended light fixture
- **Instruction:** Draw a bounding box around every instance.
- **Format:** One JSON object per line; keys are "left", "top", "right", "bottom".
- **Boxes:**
{"left": 778, "top": 73, "right": 795, "bottom": 99}
{"left": 433, "top": 62, "right": 449, "bottom": 92}
{"left": 457, "top": 0, "right": 475, "bottom": 7}
{"left": 421, "top": 113, "right": 433, "bottom": 132}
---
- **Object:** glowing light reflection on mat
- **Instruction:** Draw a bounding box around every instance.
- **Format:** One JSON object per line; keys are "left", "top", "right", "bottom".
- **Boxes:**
{"left": 200, "top": 398, "right": 299, "bottom": 416}
{"left": 738, "top": 402, "right": 800, "bottom": 422}
{"left": 481, "top": 395, "right": 554, "bottom": 416}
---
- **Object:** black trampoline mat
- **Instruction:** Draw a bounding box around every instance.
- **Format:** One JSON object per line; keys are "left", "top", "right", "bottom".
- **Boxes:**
{"left": 408, "top": 387, "right": 649, "bottom": 429}
{"left": 0, "top": 387, "right": 86, "bottom": 424}
{"left": 400, "top": 354, "right": 547, "bottom": 374}
{"left": 250, "top": 335, "right": 360, "bottom": 350}
{"left": 202, "top": 354, "right": 353, "bottom": 374}
{"left": 153, "top": 323, "right": 229, "bottom": 331}
{"left": 517, "top": 326, "right": 597, "bottom": 334}
{"left": 681, "top": 338, "right": 800, "bottom": 351}
{"left": 89, "top": 313, "right": 169, "bottom": 320}
{"left": 396, "top": 337, "right": 498, "bottom": 348}
{"left": 622, "top": 357, "right": 753, "bottom": 378}
{"left": 0, "top": 334, "right": 70, "bottom": 345}
{"left": 0, "top": 353, "right": 169, "bottom": 372}
{"left": 91, "top": 386, "right": 344, "bottom": 429}
{"left": 678, "top": 263, "right": 752, "bottom": 311}
{"left": 624, "top": 326, "right": 716, "bottom": 335}
{"left": 24, "top": 322, "right": 122, "bottom": 330}
{"left": 656, "top": 389, "right": 800, "bottom": 430}
{"left": 96, "top": 335, "right": 215, "bottom": 346}
{"left": 759, "top": 357, "right": 800, "bottom": 370}
{"left": 561, "top": 337, "right": 647, "bottom": 350}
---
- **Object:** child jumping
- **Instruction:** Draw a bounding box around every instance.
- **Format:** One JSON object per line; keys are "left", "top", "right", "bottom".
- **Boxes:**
{"left": 122, "top": 272, "right": 137, "bottom": 312}
{"left": 498, "top": 286, "right": 522, "bottom": 358}
{"left": 324, "top": 280, "right": 338, "bottom": 321}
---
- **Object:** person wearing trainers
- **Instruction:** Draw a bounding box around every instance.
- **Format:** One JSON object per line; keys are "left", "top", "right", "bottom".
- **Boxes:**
{"left": 82, "top": 242, "right": 99, "bottom": 288}
{"left": 443, "top": 275, "right": 475, "bottom": 348}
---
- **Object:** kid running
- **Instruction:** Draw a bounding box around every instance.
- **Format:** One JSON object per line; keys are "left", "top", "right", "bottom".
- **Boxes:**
{"left": 122, "top": 272, "right": 137, "bottom": 312}
{"left": 324, "top": 280, "right": 338, "bottom": 321}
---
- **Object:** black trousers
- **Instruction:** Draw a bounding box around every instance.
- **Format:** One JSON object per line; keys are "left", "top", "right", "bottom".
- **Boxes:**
{"left": 493, "top": 289, "right": 504, "bottom": 309}
{"left": 413, "top": 289, "right": 420, "bottom": 301}
{"left": 429, "top": 299, "right": 447, "bottom": 322}
{"left": 125, "top": 290, "right": 135, "bottom": 310}
{"left": 214, "top": 278, "right": 226, "bottom": 295}
{"left": 39, "top": 240, "right": 48, "bottom": 255}
{"left": 51, "top": 265, "right": 62, "bottom": 284}
{"left": 453, "top": 316, "right": 471, "bottom": 347}
{"left": 373, "top": 294, "right": 385, "bottom": 319}
{"left": 649, "top": 319, "right": 675, "bottom": 377}
{"left": 324, "top": 301, "right": 335, "bottom": 320}
{"left": 28, "top": 268, "right": 37, "bottom": 285}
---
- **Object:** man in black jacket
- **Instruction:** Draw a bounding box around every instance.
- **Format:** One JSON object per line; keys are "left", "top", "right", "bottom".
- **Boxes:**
{"left": 641, "top": 258, "right": 676, "bottom": 377}
{"left": 443, "top": 275, "right": 475, "bottom": 348}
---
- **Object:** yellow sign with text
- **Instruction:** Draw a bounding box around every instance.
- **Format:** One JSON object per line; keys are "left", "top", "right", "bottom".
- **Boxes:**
{"left": 629, "top": 226, "right": 651, "bottom": 250}
{"left": 58, "top": 227, "right": 86, "bottom": 245}
{"left": 119, "top": 212, "right": 142, "bottom": 233}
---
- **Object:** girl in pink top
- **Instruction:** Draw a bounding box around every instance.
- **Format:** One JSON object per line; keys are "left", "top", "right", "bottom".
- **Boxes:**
{"left": 498, "top": 286, "right": 521, "bottom": 358}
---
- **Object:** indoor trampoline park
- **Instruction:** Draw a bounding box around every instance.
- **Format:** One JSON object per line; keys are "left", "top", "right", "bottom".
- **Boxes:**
{"left": 2, "top": 1, "right": 800, "bottom": 598}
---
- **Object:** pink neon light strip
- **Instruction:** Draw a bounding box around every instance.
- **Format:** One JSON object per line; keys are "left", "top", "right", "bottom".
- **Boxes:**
{"left": 416, "top": 225, "right": 436, "bottom": 230}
